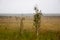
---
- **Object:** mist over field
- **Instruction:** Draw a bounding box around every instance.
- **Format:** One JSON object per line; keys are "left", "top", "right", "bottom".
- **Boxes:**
{"left": 0, "top": 0, "right": 60, "bottom": 40}
{"left": 0, "top": 13, "right": 60, "bottom": 16}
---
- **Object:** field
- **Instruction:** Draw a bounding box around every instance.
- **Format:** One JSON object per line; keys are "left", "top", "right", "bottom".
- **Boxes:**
{"left": 0, "top": 16, "right": 60, "bottom": 40}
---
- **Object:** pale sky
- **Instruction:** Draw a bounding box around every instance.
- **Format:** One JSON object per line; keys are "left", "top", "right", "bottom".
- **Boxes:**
{"left": 0, "top": 0, "right": 60, "bottom": 14}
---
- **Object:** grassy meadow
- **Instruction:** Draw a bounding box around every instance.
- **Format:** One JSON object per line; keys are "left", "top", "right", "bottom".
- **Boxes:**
{"left": 0, "top": 16, "right": 60, "bottom": 40}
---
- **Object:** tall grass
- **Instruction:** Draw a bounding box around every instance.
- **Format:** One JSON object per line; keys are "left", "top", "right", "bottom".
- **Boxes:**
{"left": 0, "top": 27, "right": 60, "bottom": 40}
{"left": 0, "top": 16, "right": 60, "bottom": 40}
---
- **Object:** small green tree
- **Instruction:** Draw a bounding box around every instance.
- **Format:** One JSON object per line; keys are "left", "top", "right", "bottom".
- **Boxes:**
{"left": 33, "top": 6, "right": 42, "bottom": 39}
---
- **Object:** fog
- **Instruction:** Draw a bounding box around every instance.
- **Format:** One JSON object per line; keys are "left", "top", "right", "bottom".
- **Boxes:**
{"left": 0, "top": 0, "right": 60, "bottom": 14}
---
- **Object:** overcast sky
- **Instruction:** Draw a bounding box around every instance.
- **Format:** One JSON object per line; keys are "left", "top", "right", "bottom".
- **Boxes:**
{"left": 0, "top": 0, "right": 60, "bottom": 14}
